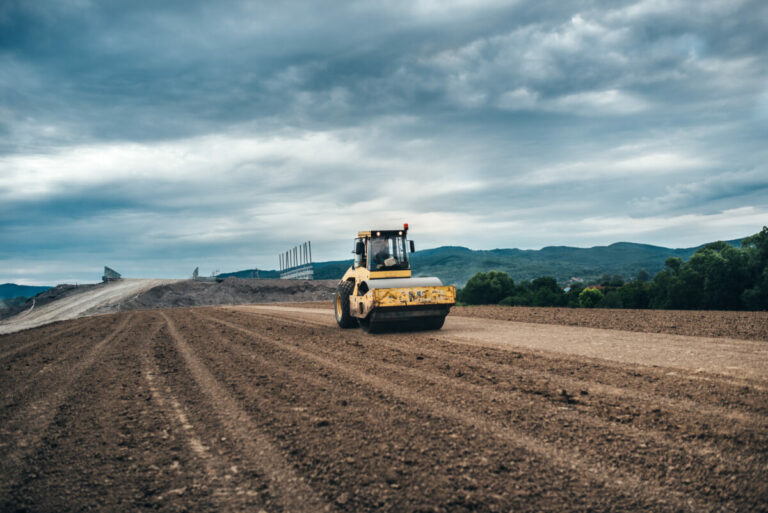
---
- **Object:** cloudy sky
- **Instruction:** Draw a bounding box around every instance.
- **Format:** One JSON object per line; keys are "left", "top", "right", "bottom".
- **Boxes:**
{"left": 1, "top": 0, "right": 767, "bottom": 284}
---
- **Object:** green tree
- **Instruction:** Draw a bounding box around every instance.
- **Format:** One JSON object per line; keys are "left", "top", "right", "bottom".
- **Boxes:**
{"left": 609, "top": 274, "right": 624, "bottom": 287}
{"left": 579, "top": 288, "right": 604, "bottom": 308}
{"left": 601, "top": 290, "right": 623, "bottom": 308}
{"left": 665, "top": 257, "right": 683, "bottom": 274}
{"left": 742, "top": 267, "right": 768, "bottom": 310}
{"left": 741, "top": 226, "right": 768, "bottom": 309}
{"left": 636, "top": 269, "right": 650, "bottom": 283}
{"left": 458, "top": 271, "right": 515, "bottom": 305}
{"left": 617, "top": 282, "right": 650, "bottom": 309}
{"left": 686, "top": 244, "right": 749, "bottom": 309}
{"left": 527, "top": 276, "right": 566, "bottom": 306}
{"left": 565, "top": 282, "right": 585, "bottom": 307}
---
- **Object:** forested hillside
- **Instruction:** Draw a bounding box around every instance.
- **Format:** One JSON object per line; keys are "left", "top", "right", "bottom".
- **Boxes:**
{"left": 458, "top": 227, "right": 768, "bottom": 310}
{"left": 310, "top": 239, "right": 739, "bottom": 286}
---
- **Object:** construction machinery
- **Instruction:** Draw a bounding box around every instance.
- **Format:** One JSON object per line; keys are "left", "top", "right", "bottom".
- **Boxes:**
{"left": 335, "top": 224, "right": 456, "bottom": 333}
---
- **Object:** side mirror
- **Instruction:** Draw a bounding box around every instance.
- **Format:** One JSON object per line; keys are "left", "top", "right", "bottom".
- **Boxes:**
{"left": 355, "top": 241, "right": 365, "bottom": 255}
{"left": 409, "top": 240, "right": 415, "bottom": 253}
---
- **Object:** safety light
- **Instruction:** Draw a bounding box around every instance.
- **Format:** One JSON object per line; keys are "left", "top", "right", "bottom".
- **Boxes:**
{"left": 398, "top": 231, "right": 402, "bottom": 235}
{"left": 376, "top": 231, "right": 381, "bottom": 236}
{"left": 404, "top": 223, "right": 409, "bottom": 230}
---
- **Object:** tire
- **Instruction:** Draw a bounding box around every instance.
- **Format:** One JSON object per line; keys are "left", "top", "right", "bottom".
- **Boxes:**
{"left": 334, "top": 281, "right": 357, "bottom": 329}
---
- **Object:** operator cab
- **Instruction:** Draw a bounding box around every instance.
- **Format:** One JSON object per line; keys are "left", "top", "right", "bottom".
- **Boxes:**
{"left": 353, "top": 225, "right": 415, "bottom": 272}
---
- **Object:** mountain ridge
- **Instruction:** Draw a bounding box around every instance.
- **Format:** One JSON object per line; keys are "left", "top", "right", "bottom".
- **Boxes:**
{"left": 0, "top": 283, "right": 52, "bottom": 300}
{"left": 227, "top": 238, "right": 745, "bottom": 287}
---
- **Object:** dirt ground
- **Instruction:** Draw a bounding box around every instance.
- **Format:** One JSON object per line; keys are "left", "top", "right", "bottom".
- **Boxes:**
{"left": 278, "top": 301, "right": 768, "bottom": 341}
{"left": 452, "top": 305, "right": 768, "bottom": 342}
{"left": 1, "top": 305, "right": 766, "bottom": 512}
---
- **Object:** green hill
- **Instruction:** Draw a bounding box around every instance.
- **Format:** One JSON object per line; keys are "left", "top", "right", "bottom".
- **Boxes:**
{"left": 408, "top": 243, "right": 701, "bottom": 286}
{"left": 227, "top": 238, "right": 744, "bottom": 287}
{"left": 0, "top": 283, "right": 52, "bottom": 300}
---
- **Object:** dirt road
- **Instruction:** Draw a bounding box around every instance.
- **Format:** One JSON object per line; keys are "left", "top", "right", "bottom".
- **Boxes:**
{"left": 0, "top": 279, "right": 177, "bottom": 335}
{"left": 1, "top": 305, "right": 766, "bottom": 512}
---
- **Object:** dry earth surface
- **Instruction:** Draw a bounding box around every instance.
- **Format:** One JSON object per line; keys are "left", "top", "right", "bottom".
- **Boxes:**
{"left": 1, "top": 305, "right": 767, "bottom": 512}
{"left": 452, "top": 305, "right": 768, "bottom": 342}
{"left": 0, "top": 279, "right": 177, "bottom": 335}
{"left": 0, "top": 279, "right": 336, "bottom": 336}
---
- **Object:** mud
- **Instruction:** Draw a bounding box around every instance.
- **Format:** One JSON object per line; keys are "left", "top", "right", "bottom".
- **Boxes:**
{"left": 1, "top": 306, "right": 766, "bottom": 512}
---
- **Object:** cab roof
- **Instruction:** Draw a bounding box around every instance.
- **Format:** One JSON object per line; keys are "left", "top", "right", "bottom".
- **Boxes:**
{"left": 357, "top": 229, "right": 407, "bottom": 238}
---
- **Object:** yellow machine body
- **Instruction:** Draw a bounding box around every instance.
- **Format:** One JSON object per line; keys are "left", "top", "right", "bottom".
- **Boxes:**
{"left": 348, "top": 282, "right": 456, "bottom": 320}
{"left": 335, "top": 226, "right": 456, "bottom": 332}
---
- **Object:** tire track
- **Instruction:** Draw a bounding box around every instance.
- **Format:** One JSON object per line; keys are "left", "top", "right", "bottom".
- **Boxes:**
{"left": 220, "top": 309, "right": 767, "bottom": 501}
{"left": 231, "top": 308, "right": 768, "bottom": 422}
{"left": 142, "top": 346, "right": 264, "bottom": 510}
{"left": 198, "top": 311, "right": 749, "bottom": 485}
{"left": 0, "top": 316, "right": 126, "bottom": 411}
{"left": 2, "top": 312, "right": 223, "bottom": 512}
{"left": 241, "top": 305, "right": 768, "bottom": 388}
{"left": 0, "top": 317, "right": 99, "bottom": 361}
{"left": 0, "top": 312, "right": 134, "bottom": 501}
{"left": 200, "top": 311, "right": 713, "bottom": 512}
{"left": 159, "top": 311, "right": 330, "bottom": 513}
{"left": 182, "top": 312, "right": 609, "bottom": 511}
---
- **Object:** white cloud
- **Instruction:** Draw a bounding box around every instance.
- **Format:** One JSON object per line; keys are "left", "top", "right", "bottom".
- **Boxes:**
{"left": 630, "top": 167, "right": 768, "bottom": 211}
{"left": 0, "top": 130, "right": 368, "bottom": 200}
{"left": 520, "top": 149, "right": 709, "bottom": 185}
{"left": 514, "top": 206, "right": 767, "bottom": 248}
{"left": 545, "top": 89, "right": 649, "bottom": 115}
{"left": 605, "top": 0, "right": 747, "bottom": 23}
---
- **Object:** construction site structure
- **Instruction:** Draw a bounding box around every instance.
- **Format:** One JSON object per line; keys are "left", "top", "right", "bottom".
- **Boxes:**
{"left": 192, "top": 267, "right": 259, "bottom": 282}
{"left": 279, "top": 241, "right": 314, "bottom": 280}
{"left": 102, "top": 266, "right": 122, "bottom": 282}
{"left": 334, "top": 224, "right": 455, "bottom": 333}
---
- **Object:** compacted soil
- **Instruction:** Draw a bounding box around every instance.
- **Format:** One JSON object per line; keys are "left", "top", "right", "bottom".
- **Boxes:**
{"left": 451, "top": 305, "right": 768, "bottom": 342}
{"left": 1, "top": 306, "right": 766, "bottom": 512}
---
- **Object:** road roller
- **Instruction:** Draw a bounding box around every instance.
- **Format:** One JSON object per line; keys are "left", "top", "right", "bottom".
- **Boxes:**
{"left": 334, "top": 224, "right": 456, "bottom": 333}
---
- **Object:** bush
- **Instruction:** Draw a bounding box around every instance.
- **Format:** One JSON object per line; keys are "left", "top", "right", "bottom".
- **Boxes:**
{"left": 579, "top": 288, "right": 604, "bottom": 308}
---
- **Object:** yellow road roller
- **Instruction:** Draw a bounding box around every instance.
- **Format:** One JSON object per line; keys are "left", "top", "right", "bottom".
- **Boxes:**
{"left": 335, "top": 224, "right": 456, "bottom": 332}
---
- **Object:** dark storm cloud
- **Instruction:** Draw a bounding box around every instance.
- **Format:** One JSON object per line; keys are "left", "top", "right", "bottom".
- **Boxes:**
{"left": 1, "top": 0, "right": 767, "bottom": 283}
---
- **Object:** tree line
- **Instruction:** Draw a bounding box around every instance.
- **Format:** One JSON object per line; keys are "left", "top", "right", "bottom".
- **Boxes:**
{"left": 457, "top": 226, "right": 768, "bottom": 310}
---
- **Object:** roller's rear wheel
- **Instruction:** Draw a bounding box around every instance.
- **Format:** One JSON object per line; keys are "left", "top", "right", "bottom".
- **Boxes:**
{"left": 358, "top": 314, "right": 379, "bottom": 333}
{"left": 410, "top": 316, "right": 446, "bottom": 331}
{"left": 359, "top": 315, "right": 446, "bottom": 333}
{"left": 334, "top": 281, "right": 356, "bottom": 329}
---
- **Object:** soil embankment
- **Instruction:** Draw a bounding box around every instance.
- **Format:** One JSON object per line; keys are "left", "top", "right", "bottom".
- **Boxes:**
{"left": 115, "top": 278, "right": 337, "bottom": 311}
{"left": 0, "top": 279, "right": 337, "bottom": 335}
{"left": 0, "top": 279, "right": 176, "bottom": 334}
